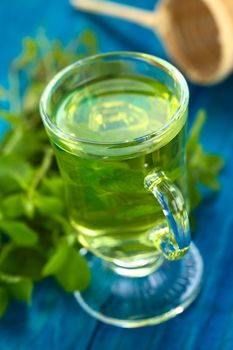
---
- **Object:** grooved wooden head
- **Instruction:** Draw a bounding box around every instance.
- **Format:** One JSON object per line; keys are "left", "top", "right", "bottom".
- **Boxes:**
{"left": 156, "top": 0, "right": 233, "bottom": 84}
{"left": 157, "top": 0, "right": 220, "bottom": 83}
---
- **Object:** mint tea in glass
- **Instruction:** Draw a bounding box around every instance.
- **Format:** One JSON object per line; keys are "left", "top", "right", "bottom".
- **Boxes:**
{"left": 40, "top": 53, "right": 203, "bottom": 327}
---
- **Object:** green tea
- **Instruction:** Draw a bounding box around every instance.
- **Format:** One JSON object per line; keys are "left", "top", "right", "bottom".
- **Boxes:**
{"left": 52, "top": 75, "right": 187, "bottom": 264}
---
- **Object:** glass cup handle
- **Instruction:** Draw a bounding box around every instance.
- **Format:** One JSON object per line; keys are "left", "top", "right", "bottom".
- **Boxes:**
{"left": 144, "top": 170, "right": 191, "bottom": 261}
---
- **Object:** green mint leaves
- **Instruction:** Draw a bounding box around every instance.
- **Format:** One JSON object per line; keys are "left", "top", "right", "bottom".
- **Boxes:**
{"left": 45, "top": 244, "right": 91, "bottom": 292}
{"left": 0, "top": 30, "right": 222, "bottom": 317}
{"left": 0, "top": 30, "right": 97, "bottom": 316}
{"left": 0, "top": 221, "right": 38, "bottom": 246}
{"left": 187, "top": 110, "right": 224, "bottom": 209}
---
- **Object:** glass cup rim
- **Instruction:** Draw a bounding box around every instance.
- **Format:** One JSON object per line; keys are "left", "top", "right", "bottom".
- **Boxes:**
{"left": 40, "top": 51, "right": 189, "bottom": 147}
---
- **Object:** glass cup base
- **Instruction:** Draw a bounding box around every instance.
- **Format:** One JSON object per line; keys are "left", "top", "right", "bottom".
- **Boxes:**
{"left": 74, "top": 243, "right": 203, "bottom": 328}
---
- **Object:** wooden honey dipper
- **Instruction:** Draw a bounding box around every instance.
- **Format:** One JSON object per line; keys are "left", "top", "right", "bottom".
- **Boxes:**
{"left": 71, "top": 0, "right": 233, "bottom": 85}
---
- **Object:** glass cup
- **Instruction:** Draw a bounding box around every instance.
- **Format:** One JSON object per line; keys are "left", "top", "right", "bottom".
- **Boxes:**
{"left": 40, "top": 52, "right": 203, "bottom": 327}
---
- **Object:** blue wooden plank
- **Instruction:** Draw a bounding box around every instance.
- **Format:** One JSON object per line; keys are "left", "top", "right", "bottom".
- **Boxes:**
{"left": 0, "top": 0, "right": 233, "bottom": 349}
{"left": 0, "top": 281, "right": 98, "bottom": 350}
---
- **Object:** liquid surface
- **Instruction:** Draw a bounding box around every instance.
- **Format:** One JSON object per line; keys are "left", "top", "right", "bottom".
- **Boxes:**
{"left": 55, "top": 76, "right": 179, "bottom": 143}
{"left": 53, "top": 76, "right": 186, "bottom": 265}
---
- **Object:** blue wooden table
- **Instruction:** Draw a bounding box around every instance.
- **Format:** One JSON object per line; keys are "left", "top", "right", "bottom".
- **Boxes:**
{"left": 1, "top": 0, "right": 233, "bottom": 349}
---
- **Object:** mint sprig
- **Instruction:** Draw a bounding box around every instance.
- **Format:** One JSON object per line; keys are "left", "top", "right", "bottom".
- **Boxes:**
{"left": 187, "top": 110, "right": 224, "bottom": 209}
{"left": 0, "top": 30, "right": 222, "bottom": 317}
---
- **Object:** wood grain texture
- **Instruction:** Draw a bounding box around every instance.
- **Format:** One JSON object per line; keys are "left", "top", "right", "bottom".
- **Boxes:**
{"left": 0, "top": 0, "right": 233, "bottom": 349}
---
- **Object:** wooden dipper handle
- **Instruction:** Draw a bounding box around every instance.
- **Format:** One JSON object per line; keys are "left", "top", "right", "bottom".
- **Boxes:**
{"left": 70, "top": 0, "right": 163, "bottom": 30}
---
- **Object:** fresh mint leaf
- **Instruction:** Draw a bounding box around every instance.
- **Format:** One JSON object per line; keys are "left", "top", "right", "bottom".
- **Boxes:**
{"left": 7, "top": 278, "right": 33, "bottom": 304}
{"left": 0, "top": 221, "right": 38, "bottom": 246}
{"left": 1, "top": 193, "right": 27, "bottom": 219}
{"left": 2, "top": 128, "right": 47, "bottom": 162}
{"left": 0, "top": 273, "right": 33, "bottom": 304}
{"left": 12, "top": 37, "right": 38, "bottom": 70}
{"left": 0, "top": 155, "right": 33, "bottom": 190}
{"left": 34, "top": 194, "right": 64, "bottom": 217}
{"left": 0, "top": 247, "right": 46, "bottom": 281}
{"left": 77, "top": 29, "right": 98, "bottom": 56}
{"left": 55, "top": 247, "right": 91, "bottom": 292}
{"left": 0, "top": 111, "right": 23, "bottom": 125}
{"left": 0, "top": 174, "right": 22, "bottom": 195}
{"left": 204, "top": 154, "right": 224, "bottom": 172}
{"left": 23, "top": 83, "right": 44, "bottom": 114}
{"left": 41, "top": 176, "right": 64, "bottom": 197}
{"left": 42, "top": 243, "right": 69, "bottom": 276}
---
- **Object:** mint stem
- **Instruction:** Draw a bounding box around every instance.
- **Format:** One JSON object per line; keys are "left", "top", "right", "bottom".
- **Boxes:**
{"left": 29, "top": 148, "right": 54, "bottom": 195}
